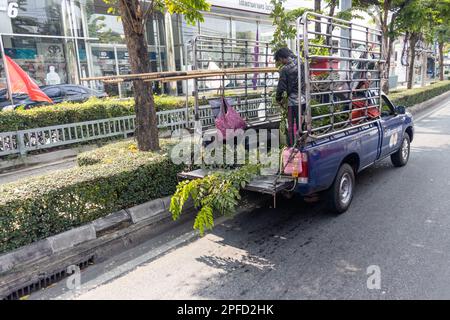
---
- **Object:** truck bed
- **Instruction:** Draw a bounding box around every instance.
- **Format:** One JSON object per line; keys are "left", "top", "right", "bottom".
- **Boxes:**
{"left": 178, "top": 169, "right": 295, "bottom": 196}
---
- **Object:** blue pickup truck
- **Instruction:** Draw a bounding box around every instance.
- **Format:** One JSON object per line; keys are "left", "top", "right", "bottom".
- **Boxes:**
{"left": 292, "top": 93, "right": 414, "bottom": 213}
{"left": 180, "top": 13, "right": 414, "bottom": 215}
{"left": 181, "top": 93, "right": 414, "bottom": 214}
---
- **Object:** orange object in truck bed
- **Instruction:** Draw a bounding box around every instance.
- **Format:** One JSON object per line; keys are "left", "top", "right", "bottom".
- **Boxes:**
{"left": 351, "top": 100, "right": 380, "bottom": 124}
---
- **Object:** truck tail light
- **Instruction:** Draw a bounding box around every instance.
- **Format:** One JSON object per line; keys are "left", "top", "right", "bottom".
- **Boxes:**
{"left": 298, "top": 152, "right": 309, "bottom": 184}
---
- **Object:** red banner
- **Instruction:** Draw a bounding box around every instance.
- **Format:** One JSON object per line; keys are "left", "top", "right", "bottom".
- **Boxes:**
{"left": 4, "top": 55, "right": 53, "bottom": 103}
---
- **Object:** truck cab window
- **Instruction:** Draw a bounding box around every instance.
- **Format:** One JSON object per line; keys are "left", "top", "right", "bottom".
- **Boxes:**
{"left": 381, "top": 95, "right": 395, "bottom": 117}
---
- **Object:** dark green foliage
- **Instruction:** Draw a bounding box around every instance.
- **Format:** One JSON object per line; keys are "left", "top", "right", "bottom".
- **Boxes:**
{"left": 389, "top": 81, "right": 450, "bottom": 107}
{"left": 0, "top": 92, "right": 265, "bottom": 133}
{"left": 0, "top": 140, "right": 184, "bottom": 254}
{"left": 170, "top": 164, "right": 261, "bottom": 235}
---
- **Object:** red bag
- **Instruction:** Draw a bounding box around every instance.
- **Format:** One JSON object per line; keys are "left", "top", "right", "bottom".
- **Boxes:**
{"left": 215, "top": 97, "right": 247, "bottom": 139}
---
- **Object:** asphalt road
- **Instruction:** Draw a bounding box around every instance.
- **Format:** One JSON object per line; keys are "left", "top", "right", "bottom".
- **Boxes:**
{"left": 32, "top": 96, "right": 450, "bottom": 300}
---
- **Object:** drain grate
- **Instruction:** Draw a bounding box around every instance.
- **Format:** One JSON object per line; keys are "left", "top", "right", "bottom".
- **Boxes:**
{"left": 2, "top": 255, "right": 95, "bottom": 300}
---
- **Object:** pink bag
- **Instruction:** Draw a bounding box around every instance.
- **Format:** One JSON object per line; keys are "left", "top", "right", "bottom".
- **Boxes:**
{"left": 282, "top": 147, "right": 303, "bottom": 176}
{"left": 214, "top": 98, "right": 247, "bottom": 139}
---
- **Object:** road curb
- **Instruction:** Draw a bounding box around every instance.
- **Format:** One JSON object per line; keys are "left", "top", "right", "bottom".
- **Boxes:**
{"left": 92, "top": 210, "right": 131, "bottom": 237}
{"left": 127, "top": 198, "right": 166, "bottom": 224}
{"left": 0, "top": 191, "right": 266, "bottom": 300}
{"left": 47, "top": 225, "right": 97, "bottom": 254}
{"left": 407, "top": 90, "right": 450, "bottom": 115}
{"left": 0, "top": 194, "right": 197, "bottom": 299}
{"left": 0, "top": 240, "right": 53, "bottom": 275}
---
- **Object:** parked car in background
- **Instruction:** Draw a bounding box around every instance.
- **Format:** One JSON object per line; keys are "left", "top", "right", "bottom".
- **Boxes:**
{"left": 0, "top": 84, "right": 107, "bottom": 111}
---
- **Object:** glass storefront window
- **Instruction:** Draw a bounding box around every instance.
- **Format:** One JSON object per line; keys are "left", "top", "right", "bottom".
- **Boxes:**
{"left": 2, "top": 35, "right": 78, "bottom": 86}
{"left": 259, "top": 23, "right": 275, "bottom": 42}
{"left": 69, "top": 0, "right": 86, "bottom": 37}
{"left": 90, "top": 45, "right": 119, "bottom": 96}
{"left": 200, "top": 16, "right": 231, "bottom": 39}
{"left": 233, "top": 20, "right": 257, "bottom": 40}
{"left": 11, "top": 0, "right": 65, "bottom": 36}
{"left": 86, "top": 0, "right": 125, "bottom": 44}
{"left": 0, "top": 2, "right": 280, "bottom": 98}
{"left": 116, "top": 47, "right": 133, "bottom": 96}
{"left": 180, "top": 16, "right": 199, "bottom": 43}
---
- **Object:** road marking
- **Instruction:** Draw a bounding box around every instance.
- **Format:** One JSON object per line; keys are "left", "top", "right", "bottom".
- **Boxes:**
{"left": 55, "top": 230, "right": 199, "bottom": 300}
{"left": 53, "top": 215, "right": 234, "bottom": 300}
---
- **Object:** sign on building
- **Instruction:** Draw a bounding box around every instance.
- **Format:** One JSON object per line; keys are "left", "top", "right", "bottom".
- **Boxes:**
{"left": 0, "top": 0, "right": 19, "bottom": 18}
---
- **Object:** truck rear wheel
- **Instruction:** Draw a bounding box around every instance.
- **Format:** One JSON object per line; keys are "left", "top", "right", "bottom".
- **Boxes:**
{"left": 327, "top": 163, "right": 355, "bottom": 214}
{"left": 391, "top": 133, "right": 410, "bottom": 167}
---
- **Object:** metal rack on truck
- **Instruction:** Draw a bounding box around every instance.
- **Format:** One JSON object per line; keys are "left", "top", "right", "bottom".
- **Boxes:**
{"left": 297, "top": 12, "right": 384, "bottom": 138}
{"left": 186, "top": 35, "right": 280, "bottom": 129}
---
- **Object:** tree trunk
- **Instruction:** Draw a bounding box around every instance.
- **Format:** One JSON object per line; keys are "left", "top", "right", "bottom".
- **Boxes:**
{"left": 421, "top": 49, "right": 427, "bottom": 87}
{"left": 119, "top": 0, "right": 159, "bottom": 151}
{"left": 407, "top": 34, "right": 418, "bottom": 89}
{"left": 382, "top": 36, "right": 395, "bottom": 94}
{"left": 326, "top": 0, "right": 337, "bottom": 46}
{"left": 439, "top": 41, "right": 444, "bottom": 81}
{"left": 314, "top": 0, "right": 321, "bottom": 36}
{"left": 380, "top": 1, "right": 391, "bottom": 93}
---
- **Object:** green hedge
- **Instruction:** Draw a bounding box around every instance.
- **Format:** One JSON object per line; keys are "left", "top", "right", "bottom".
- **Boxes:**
{"left": 0, "top": 140, "right": 184, "bottom": 254}
{"left": 0, "top": 95, "right": 193, "bottom": 132}
{"left": 389, "top": 81, "right": 450, "bottom": 107}
{"left": 77, "top": 139, "right": 175, "bottom": 166}
{"left": 0, "top": 91, "right": 267, "bottom": 133}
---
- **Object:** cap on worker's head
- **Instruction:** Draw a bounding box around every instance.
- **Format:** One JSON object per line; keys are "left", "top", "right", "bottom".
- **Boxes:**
{"left": 274, "top": 48, "right": 294, "bottom": 62}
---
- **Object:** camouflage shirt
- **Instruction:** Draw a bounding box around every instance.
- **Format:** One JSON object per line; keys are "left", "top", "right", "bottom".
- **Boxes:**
{"left": 276, "top": 57, "right": 305, "bottom": 107}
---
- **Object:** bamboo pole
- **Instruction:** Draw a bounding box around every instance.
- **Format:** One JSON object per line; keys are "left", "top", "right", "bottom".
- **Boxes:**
{"left": 81, "top": 67, "right": 278, "bottom": 84}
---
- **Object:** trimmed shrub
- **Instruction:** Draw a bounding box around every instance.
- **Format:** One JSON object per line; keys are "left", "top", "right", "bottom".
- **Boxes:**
{"left": 0, "top": 98, "right": 135, "bottom": 132}
{"left": 0, "top": 96, "right": 191, "bottom": 133}
{"left": 389, "top": 81, "right": 450, "bottom": 107}
{"left": 0, "top": 91, "right": 268, "bottom": 133}
{"left": 77, "top": 139, "right": 175, "bottom": 166}
{"left": 0, "top": 140, "right": 184, "bottom": 254}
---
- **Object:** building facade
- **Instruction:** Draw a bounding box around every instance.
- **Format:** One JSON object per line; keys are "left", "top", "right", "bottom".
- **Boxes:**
{"left": 0, "top": 0, "right": 284, "bottom": 97}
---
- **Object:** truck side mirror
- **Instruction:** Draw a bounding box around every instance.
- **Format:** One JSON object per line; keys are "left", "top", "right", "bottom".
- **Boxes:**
{"left": 395, "top": 105, "right": 406, "bottom": 115}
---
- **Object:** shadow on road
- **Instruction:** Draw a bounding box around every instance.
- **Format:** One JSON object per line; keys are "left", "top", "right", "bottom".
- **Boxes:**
{"left": 187, "top": 133, "right": 450, "bottom": 299}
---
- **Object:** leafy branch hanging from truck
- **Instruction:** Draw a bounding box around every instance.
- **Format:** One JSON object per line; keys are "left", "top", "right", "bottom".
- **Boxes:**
{"left": 170, "top": 164, "right": 261, "bottom": 235}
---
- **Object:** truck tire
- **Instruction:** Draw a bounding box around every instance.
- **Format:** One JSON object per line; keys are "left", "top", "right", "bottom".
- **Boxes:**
{"left": 327, "top": 163, "right": 355, "bottom": 214}
{"left": 391, "top": 133, "right": 410, "bottom": 167}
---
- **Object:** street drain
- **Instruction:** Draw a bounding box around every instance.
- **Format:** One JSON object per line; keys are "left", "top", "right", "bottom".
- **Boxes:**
{"left": 2, "top": 255, "right": 95, "bottom": 300}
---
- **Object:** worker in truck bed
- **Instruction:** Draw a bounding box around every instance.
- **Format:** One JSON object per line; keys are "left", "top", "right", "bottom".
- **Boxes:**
{"left": 274, "top": 48, "right": 305, "bottom": 146}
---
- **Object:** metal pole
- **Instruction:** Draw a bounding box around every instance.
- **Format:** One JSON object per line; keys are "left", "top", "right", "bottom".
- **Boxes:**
{"left": 297, "top": 17, "right": 303, "bottom": 133}
{"left": 303, "top": 14, "right": 312, "bottom": 134}
{"left": 69, "top": 0, "right": 82, "bottom": 85}
{"left": 193, "top": 37, "right": 200, "bottom": 122}
{"left": 340, "top": 0, "right": 352, "bottom": 84}
{"left": 184, "top": 43, "right": 190, "bottom": 128}
{"left": 113, "top": 45, "right": 123, "bottom": 98}
{"left": 0, "top": 34, "right": 14, "bottom": 106}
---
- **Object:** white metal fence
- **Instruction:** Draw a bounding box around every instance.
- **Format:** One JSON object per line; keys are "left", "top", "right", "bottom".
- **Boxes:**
{"left": 0, "top": 98, "right": 279, "bottom": 156}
